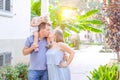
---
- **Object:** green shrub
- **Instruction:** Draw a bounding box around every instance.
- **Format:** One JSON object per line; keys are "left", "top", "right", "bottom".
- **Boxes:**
{"left": 0, "top": 63, "right": 28, "bottom": 80}
{"left": 0, "top": 65, "right": 7, "bottom": 80}
{"left": 15, "top": 63, "right": 28, "bottom": 80}
{"left": 0, "top": 65, "right": 19, "bottom": 80}
{"left": 87, "top": 64, "right": 118, "bottom": 80}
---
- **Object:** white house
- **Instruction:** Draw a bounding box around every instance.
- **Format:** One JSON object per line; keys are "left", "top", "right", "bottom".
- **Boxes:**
{"left": 0, "top": 0, "right": 30, "bottom": 66}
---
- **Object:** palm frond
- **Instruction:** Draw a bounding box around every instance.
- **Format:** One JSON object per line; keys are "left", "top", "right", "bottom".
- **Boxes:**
{"left": 64, "top": 30, "right": 71, "bottom": 38}
{"left": 61, "top": 21, "right": 79, "bottom": 33}
{"left": 31, "top": 0, "right": 41, "bottom": 17}
{"left": 76, "top": 9, "right": 99, "bottom": 21}
{"left": 79, "top": 20, "right": 102, "bottom": 25}
{"left": 67, "top": 24, "right": 79, "bottom": 33}
{"left": 83, "top": 25, "right": 102, "bottom": 33}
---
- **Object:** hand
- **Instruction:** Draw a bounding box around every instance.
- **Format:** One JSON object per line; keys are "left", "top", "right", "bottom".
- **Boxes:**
{"left": 58, "top": 61, "right": 68, "bottom": 68}
{"left": 63, "top": 54, "right": 68, "bottom": 61}
{"left": 31, "top": 43, "right": 38, "bottom": 50}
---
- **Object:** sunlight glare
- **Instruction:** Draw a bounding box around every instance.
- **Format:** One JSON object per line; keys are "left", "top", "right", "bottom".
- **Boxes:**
{"left": 62, "top": 9, "right": 73, "bottom": 19}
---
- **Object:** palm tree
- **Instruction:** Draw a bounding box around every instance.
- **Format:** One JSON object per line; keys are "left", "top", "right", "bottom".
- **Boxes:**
{"left": 49, "top": 4, "right": 103, "bottom": 49}
{"left": 49, "top": 4, "right": 102, "bottom": 37}
{"left": 31, "top": 0, "right": 41, "bottom": 18}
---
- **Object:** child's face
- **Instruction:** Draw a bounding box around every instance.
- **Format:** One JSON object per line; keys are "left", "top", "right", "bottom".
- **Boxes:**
{"left": 31, "top": 17, "right": 41, "bottom": 26}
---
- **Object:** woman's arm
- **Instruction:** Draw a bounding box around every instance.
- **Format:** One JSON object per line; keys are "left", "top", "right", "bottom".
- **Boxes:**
{"left": 59, "top": 42, "right": 75, "bottom": 65}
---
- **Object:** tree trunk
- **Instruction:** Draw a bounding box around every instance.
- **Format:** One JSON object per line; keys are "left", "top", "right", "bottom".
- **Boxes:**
{"left": 117, "top": 52, "right": 120, "bottom": 62}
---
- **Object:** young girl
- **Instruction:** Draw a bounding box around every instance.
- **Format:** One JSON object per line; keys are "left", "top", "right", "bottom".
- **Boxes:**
{"left": 31, "top": 15, "right": 51, "bottom": 52}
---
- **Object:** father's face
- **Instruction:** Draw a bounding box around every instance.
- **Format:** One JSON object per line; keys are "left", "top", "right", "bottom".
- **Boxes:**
{"left": 43, "top": 25, "right": 50, "bottom": 37}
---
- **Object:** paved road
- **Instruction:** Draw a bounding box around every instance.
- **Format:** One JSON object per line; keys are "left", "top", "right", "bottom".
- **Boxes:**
{"left": 70, "top": 45, "right": 115, "bottom": 80}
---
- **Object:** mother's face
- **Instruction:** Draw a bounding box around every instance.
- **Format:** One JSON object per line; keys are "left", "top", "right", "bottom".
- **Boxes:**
{"left": 52, "top": 29, "right": 56, "bottom": 40}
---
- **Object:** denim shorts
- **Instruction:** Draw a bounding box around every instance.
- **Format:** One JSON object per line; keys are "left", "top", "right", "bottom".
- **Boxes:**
{"left": 28, "top": 70, "right": 48, "bottom": 80}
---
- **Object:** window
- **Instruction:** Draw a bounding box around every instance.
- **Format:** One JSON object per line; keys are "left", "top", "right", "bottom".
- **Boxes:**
{"left": 5, "top": 52, "right": 12, "bottom": 65}
{"left": 0, "top": 0, "right": 13, "bottom": 17}
{"left": 0, "top": 0, "right": 3, "bottom": 10}
{"left": 5, "top": 0, "right": 10, "bottom": 11}
{"left": 0, "top": 52, "right": 12, "bottom": 66}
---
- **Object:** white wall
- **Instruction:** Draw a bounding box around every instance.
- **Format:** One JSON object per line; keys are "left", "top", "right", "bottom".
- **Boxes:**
{"left": 0, "top": 0, "right": 30, "bottom": 65}
{"left": 0, "top": 0, "right": 30, "bottom": 39}
{"left": 0, "top": 39, "right": 30, "bottom": 65}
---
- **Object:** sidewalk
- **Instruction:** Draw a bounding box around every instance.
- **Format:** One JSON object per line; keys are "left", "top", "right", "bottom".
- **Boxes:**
{"left": 70, "top": 45, "right": 115, "bottom": 80}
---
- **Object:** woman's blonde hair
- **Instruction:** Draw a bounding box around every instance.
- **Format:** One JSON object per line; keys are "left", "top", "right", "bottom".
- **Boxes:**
{"left": 54, "top": 28, "right": 64, "bottom": 42}
{"left": 46, "top": 28, "right": 64, "bottom": 49}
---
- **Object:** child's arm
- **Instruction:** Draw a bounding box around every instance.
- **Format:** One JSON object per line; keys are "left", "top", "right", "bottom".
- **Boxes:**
{"left": 33, "top": 31, "right": 38, "bottom": 44}
{"left": 32, "top": 31, "right": 39, "bottom": 51}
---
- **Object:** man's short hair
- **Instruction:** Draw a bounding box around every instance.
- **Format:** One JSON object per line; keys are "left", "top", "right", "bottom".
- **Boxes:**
{"left": 38, "top": 22, "right": 51, "bottom": 32}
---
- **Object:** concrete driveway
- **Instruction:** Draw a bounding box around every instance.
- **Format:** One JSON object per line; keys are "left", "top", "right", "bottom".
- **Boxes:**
{"left": 70, "top": 45, "right": 115, "bottom": 80}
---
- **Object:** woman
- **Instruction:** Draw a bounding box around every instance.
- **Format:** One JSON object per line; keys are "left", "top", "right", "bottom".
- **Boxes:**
{"left": 46, "top": 28, "right": 75, "bottom": 80}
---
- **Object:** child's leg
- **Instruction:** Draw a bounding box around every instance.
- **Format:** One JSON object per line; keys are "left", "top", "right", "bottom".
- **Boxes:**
{"left": 46, "top": 38, "right": 52, "bottom": 48}
{"left": 47, "top": 38, "right": 50, "bottom": 44}
{"left": 33, "top": 31, "right": 39, "bottom": 51}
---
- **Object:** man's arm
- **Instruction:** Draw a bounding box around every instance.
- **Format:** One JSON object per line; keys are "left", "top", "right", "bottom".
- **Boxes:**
{"left": 23, "top": 47, "right": 32, "bottom": 56}
{"left": 22, "top": 37, "right": 38, "bottom": 56}
{"left": 23, "top": 44, "right": 38, "bottom": 56}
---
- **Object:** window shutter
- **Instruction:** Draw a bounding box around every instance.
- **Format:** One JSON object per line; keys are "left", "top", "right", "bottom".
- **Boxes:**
{"left": 5, "top": 52, "right": 11, "bottom": 65}
{"left": 0, "top": 52, "right": 12, "bottom": 66}
{"left": 0, "top": 0, "right": 3, "bottom": 10}
{"left": 5, "top": 0, "right": 10, "bottom": 11}
{"left": 0, "top": 55, "right": 3, "bottom": 66}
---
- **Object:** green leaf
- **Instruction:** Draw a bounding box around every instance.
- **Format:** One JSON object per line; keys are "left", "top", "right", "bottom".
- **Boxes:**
{"left": 87, "top": 64, "right": 118, "bottom": 80}
{"left": 76, "top": 9, "right": 99, "bottom": 21}
{"left": 63, "top": 23, "right": 79, "bottom": 33}
{"left": 83, "top": 25, "right": 102, "bottom": 33}
{"left": 31, "top": 0, "right": 41, "bottom": 17}
{"left": 64, "top": 30, "right": 71, "bottom": 38}
{"left": 80, "top": 20, "right": 102, "bottom": 25}
{"left": 75, "top": 24, "right": 84, "bottom": 30}
{"left": 87, "top": 76, "right": 92, "bottom": 80}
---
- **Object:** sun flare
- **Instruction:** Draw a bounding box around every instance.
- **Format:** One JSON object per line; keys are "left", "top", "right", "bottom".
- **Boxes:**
{"left": 62, "top": 9, "right": 73, "bottom": 19}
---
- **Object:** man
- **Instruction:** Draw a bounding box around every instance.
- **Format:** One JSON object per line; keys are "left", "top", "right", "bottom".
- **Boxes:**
{"left": 23, "top": 22, "right": 51, "bottom": 80}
